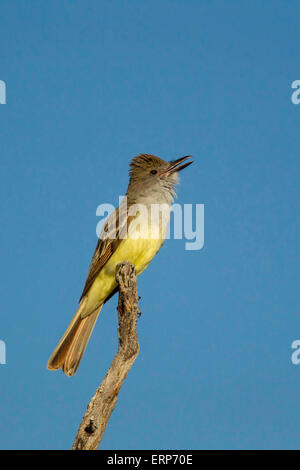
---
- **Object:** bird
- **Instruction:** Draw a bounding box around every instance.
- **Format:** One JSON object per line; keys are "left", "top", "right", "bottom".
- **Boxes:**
{"left": 47, "top": 154, "right": 193, "bottom": 376}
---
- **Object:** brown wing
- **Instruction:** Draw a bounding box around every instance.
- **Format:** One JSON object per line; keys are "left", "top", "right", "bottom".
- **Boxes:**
{"left": 79, "top": 205, "right": 133, "bottom": 301}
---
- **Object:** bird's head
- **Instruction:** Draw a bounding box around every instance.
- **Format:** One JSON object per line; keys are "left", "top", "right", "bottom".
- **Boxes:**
{"left": 127, "top": 154, "right": 193, "bottom": 202}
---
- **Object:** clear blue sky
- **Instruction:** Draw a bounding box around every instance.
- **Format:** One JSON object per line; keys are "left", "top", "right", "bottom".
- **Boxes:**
{"left": 1, "top": 0, "right": 300, "bottom": 450}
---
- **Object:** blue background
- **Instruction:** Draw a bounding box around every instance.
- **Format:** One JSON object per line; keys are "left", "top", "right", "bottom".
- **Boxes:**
{"left": 1, "top": 0, "right": 300, "bottom": 450}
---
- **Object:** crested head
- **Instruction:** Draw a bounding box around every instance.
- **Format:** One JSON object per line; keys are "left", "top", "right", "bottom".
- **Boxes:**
{"left": 127, "top": 154, "right": 193, "bottom": 204}
{"left": 129, "top": 154, "right": 178, "bottom": 186}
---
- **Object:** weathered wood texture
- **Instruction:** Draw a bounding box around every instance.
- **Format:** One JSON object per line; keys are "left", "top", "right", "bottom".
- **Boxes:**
{"left": 72, "top": 262, "right": 140, "bottom": 450}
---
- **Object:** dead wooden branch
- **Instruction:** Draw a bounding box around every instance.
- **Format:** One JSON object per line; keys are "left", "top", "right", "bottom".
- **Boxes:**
{"left": 72, "top": 262, "right": 140, "bottom": 450}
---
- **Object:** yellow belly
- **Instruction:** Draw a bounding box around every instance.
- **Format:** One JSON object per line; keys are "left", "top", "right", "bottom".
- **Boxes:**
{"left": 82, "top": 234, "right": 163, "bottom": 317}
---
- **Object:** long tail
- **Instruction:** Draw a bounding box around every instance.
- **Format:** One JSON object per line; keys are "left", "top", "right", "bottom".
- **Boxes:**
{"left": 47, "top": 300, "right": 102, "bottom": 376}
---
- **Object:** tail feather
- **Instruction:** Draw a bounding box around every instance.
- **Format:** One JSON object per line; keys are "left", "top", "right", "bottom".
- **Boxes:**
{"left": 47, "top": 300, "right": 101, "bottom": 376}
{"left": 62, "top": 309, "right": 100, "bottom": 376}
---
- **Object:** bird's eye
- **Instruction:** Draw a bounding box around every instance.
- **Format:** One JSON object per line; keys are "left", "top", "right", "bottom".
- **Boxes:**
{"left": 150, "top": 169, "right": 157, "bottom": 175}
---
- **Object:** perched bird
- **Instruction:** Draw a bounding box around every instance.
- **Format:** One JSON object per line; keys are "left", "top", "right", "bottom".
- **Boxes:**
{"left": 47, "top": 154, "right": 193, "bottom": 376}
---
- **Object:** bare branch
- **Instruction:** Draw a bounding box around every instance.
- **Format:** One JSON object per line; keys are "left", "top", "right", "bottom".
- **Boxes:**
{"left": 72, "top": 262, "right": 140, "bottom": 450}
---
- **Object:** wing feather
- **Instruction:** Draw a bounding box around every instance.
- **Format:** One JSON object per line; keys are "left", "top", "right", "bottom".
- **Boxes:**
{"left": 79, "top": 206, "right": 133, "bottom": 300}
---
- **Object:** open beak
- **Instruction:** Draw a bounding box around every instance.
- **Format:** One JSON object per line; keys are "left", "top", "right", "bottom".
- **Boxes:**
{"left": 161, "top": 155, "right": 193, "bottom": 176}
